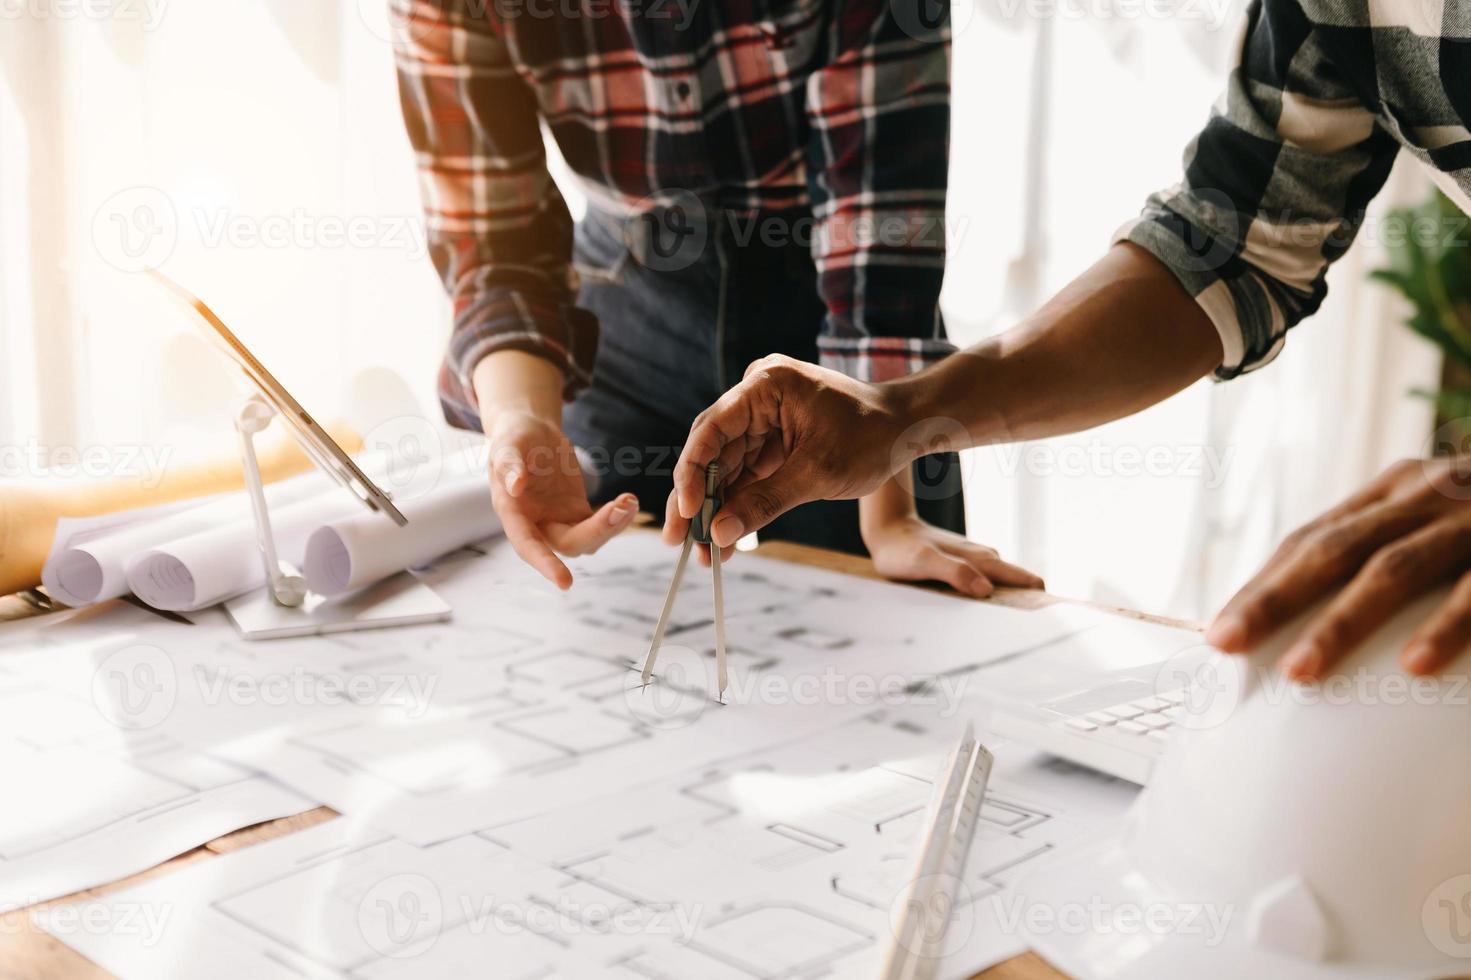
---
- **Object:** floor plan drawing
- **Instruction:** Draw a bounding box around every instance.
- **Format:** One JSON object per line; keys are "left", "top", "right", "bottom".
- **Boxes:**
{"left": 190, "top": 534, "right": 1106, "bottom": 844}
{"left": 0, "top": 613, "right": 314, "bottom": 909}
{"left": 15, "top": 531, "right": 1137, "bottom": 979}
{"left": 42, "top": 712, "right": 1139, "bottom": 980}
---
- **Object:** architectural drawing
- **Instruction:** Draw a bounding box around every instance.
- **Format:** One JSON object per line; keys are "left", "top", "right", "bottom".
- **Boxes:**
{"left": 196, "top": 534, "right": 1101, "bottom": 844}
{"left": 43, "top": 712, "right": 1138, "bottom": 980}
{"left": 0, "top": 618, "right": 312, "bottom": 909}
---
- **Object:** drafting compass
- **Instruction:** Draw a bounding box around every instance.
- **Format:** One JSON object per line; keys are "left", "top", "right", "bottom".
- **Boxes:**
{"left": 641, "top": 462, "right": 729, "bottom": 700}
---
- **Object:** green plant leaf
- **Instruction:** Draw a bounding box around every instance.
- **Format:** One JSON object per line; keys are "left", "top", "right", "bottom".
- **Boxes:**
{"left": 1372, "top": 190, "right": 1471, "bottom": 368}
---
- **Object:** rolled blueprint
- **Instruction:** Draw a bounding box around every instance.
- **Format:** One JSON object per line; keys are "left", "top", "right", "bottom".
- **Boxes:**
{"left": 115, "top": 451, "right": 397, "bottom": 612}
{"left": 125, "top": 489, "right": 369, "bottom": 612}
{"left": 302, "top": 470, "right": 501, "bottom": 596}
{"left": 44, "top": 469, "right": 338, "bottom": 608}
{"left": 9, "top": 421, "right": 361, "bottom": 598}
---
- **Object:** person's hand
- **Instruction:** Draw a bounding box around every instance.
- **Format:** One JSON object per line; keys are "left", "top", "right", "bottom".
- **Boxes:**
{"left": 862, "top": 514, "right": 1043, "bottom": 598}
{"left": 660, "top": 490, "right": 736, "bottom": 567}
{"left": 1207, "top": 455, "right": 1471, "bottom": 680}
{"left": 485, "top": 409, "right": 638, "bottom": 589}
{"left": 671, "top": 355, "right": 923, "bottom": 548}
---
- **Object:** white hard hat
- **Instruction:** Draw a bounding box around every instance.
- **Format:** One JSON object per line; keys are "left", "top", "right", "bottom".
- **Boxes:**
{"left": 1015, "top": 588, "right": 1471, "bottom": 980}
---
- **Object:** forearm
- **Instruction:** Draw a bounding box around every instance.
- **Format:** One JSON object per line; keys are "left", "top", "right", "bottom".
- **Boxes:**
{"left": 858, "top": 472, "right": 916, "bottom": 536}
{"left": 890, "top": 243, "right": 1223, "bottom": 456}
{"left": 472, "top": 351, "right": 566, "bottom": 430}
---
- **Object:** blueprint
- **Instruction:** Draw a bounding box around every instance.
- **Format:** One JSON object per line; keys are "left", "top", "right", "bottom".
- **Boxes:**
{"left": 10, "top": 528, "right": 1131, "bottom": 979}
{"left": 40, "top": 712, "right": 1139, "bottom": 980}
{"left": 0, "top": 609, "right": 314, "bottom": 909}
{"left": 195, "top": 533, "right": 1111, "bottom": 842}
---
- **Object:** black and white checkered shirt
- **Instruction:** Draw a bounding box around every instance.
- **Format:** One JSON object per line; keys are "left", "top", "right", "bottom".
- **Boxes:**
{"left": 1119, "top": 0, "right": 1471, "bottom": 378}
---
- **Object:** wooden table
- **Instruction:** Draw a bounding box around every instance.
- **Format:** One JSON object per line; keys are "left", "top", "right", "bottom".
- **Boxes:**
{"left": 0, "top": 536, "right": 1193, "bottom": 980}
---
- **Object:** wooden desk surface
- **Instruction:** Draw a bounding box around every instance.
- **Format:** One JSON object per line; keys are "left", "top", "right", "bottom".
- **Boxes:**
{"left": 0, "top": 536, "right": 1194, "bottom": 980}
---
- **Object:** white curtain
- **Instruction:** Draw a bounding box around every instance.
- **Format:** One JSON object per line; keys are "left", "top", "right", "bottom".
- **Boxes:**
{"left": 1, "top": 0, "right": 1443, "bottom": 619}
{"left": 1, "top": 1, "right": 449, "bottom": 462}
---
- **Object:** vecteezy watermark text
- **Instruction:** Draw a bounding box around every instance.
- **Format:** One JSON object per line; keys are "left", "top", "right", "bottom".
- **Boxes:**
{"left": 357, "top": 873, "right": 702, "bottom": 959}
{"left": 1, "top": 439, "right": 174, "bottom": 487}
{"left": 1, "top": 0, "right": 168, "bottom": 29}
{"left": 92, "top": 186, "right": 429, "bottom": 273}
{"left": 194, "top": 666, "right": 440, "bottom": 719}
{"left": 992, "top": 439, "right": 1235, "bottom": 487}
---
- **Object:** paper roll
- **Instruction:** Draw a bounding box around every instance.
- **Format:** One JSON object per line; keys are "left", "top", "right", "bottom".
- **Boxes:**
{"left": 4, "top": 421, "right": 361, "bottom": 598}
{"left": 44, "top": 471, "right": 338, "bottom": 608}
{"left": 126, "top": 490, "right": 368, "bottom": 612}
{"left": 303, "top": 471, "right": 501, "bottom": 596}
{"left": 117, "top": 450, "right": 403, "bottom": 612}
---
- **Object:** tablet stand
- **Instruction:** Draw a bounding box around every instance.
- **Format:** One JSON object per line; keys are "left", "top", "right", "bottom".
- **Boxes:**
{"left": 223, "top": 395, "right": 451, "bottom": 640}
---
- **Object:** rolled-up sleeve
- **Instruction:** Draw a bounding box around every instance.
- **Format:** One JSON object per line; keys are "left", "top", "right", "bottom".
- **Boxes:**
{"left": 1116, "top": 0, "right": 1400, "bottom": 379}
{"left": 394, "top": 0, "right": 598, "bottom": 431}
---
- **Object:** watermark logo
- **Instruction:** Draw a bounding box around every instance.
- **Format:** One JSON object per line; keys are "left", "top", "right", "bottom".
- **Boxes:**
{"left": 624, "top": 190, "right": 709, "bottom": 273}
{"left": 622, "top": 648, "right": 711, "bottom": 731}
{"left": 356, "top": 874, "right": 703, "bottom": 956}
{"left": 1154, "top": 644, "right": 1242, "bottom": 730}
{"left": 92, "top": 186, "right": 178, "bottom": 273}
{"left": 91, "top": 186, "right": 429, "bottom": 272}
{"left": 493, "top": 0, "right": 699, "bottom": 29}
{"left": 0, "top": 439, "right": 174, "bottom": 487}
{"left": 890, "top": 0, "right": 973, "bottom": 42}
{"left": 983, "top": 0, "right": 1233, "bottom": 31}
{"left": 193, "top": 665, "right": 439, "bottom": 719}
{"left": 625, "top": 657, "right": 971, "bottom": 726}
{"left": 357, "top": 0, "right": 437, "bottom": 45}
{"left": 1152, "top": 650, "right": 1467, "bottom": 730}
{"left": 889, "top": 418, "right": 974, "bottom": 501}
{"left": 887, "top": 873, "right": 976, "bottom": 960}
{"left": 1267, "top": 667, "right": 1468, "bottom": 708}
{"left": 362, "top": 414, "right": 446, "bottom": 502}
{"left": 464, "top": 894, "right": 702, "bottom": 940}
{"left": 28, "top": 901, "right": 175, "bottom": 946}
{"left": 991, "top": 439, "right": 1235, "bottom": 488}
{"left": 1425, "top": 422, "right": 1471, "bottom": 501}
{"left": 1, "top": 0, "right": 169, "bottom": 29}
{"left": 1157, "top": 187, "right": 1243, "bottom": 275}
{"left": 996, "top": 894, "right": 1234, "bottom": 945}
{"left": 359, "top": 873, "right": 444, "bottom": 958}
{"left": 1423, "top": 874, "right": 1471, "bottom": 959}
{"left": 91, "top": 644, "right": 177, "bottom": 730}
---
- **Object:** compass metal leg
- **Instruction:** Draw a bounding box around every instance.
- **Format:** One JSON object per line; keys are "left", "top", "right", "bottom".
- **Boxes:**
{"left": 641, "top": 535, "right": 693, "bottom": 686}
{"left": 710, "top": 544, "right": 728, "bottom": 701}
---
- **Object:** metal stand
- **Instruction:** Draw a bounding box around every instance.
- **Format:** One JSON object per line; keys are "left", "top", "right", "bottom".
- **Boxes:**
{"left": 223, "top": 395, "right": 451, "bottom": 640}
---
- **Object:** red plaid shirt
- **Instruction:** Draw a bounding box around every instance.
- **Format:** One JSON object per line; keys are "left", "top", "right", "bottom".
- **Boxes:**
{"left": 393, "top": 0, "right": 955, "bottom": 426}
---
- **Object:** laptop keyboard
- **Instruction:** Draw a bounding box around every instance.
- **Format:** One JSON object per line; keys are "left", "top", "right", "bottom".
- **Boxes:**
{"left": 1060, "top": 689, "right": 1187, "bottom": 743}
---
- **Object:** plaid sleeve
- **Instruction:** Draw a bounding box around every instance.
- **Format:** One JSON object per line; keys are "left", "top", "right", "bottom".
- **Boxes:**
{"left": 1117, "top": 0, "right": 1401, "bottom": 379}
{"left": 394, "top": 0, "right": 597, "bottom": 431}
{"left": 804, "top": 0, "right": 956, "bottom": 383}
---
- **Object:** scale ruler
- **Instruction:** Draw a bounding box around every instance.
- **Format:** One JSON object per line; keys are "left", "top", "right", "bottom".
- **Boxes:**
{"left": 877, "top": 723, "right": 994, "bottom": 980}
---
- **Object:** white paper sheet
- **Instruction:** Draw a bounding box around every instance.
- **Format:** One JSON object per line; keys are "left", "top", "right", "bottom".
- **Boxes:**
{"left": 14, "top": 524, "right": 1129, "bottom": 973}
{"left": 0, "top": 621, "right": 315, "bottom": 910}
{"left": 204, "top": 532, "right": 1108, "bottom": 844}
{"left": 302, "top": 470, "right": 502, "bottom": 596}
{"left": 38, "top": 714, "right": 1138, "bottom": 980}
